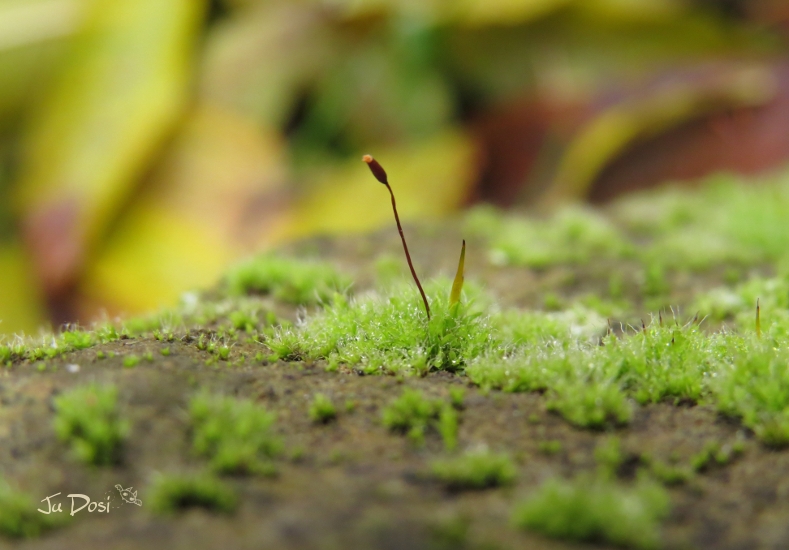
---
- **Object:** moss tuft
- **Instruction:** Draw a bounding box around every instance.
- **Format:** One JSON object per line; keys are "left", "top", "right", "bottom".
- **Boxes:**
{"left": 513, "top": 475, "right": 669, "bottom": 550}
{"left": 53, "top": 384, "right": 128, "bottom": 465}
{"left": 224, "top": 254, "right": 350, "bottom": 305}
{"left": 309, "top": 393, "right": 337, "bottom": 424}
{"left": 429, "top": 448, "right": 516, "bottom": 490}
{"left": 0, "top": 479, "right": 64, "bottom": 538}
{"left": 190, "top": 392, "right": 282, "bottom": 474}
{"left": 149, "top": 473, "right": 237, "bottom": 515}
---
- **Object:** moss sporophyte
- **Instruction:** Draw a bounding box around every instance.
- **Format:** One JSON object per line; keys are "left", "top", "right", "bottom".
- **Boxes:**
{"left": 363, "top": 155, "right": 467, "bottom": 318}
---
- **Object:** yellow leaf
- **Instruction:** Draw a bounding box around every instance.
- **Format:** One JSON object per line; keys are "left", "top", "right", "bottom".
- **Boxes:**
{"left": 14, "top": 0, "right": 205, "bottom": 289}
{"left": 0, "top": 240, "right": 47, "bottom": 335}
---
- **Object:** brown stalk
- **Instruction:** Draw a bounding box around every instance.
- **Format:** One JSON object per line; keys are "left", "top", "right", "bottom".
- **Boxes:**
{"left": 363, "top": 154, "right": 431, "bottom": 320}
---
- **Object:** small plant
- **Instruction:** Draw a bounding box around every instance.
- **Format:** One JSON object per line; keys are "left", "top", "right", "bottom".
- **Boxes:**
{"left": 546, "top": 380, "right": 632, "bottom": 429}
{"left": 448, "top": 386, "right": 465, "bottom": 410}
{"left": 224, "top": 254, "right": 350, "bottom": 305}
{"left": 190, "top": 392, "right": 282, "bottom": 475}
{"left": 309, "top": 393, "right": 337, "bottom": 424}
{"left": 149, "top": 473, "right": 237, "bottom": 515}
{"left": 60, "top": 329, "right": 94, "bottom": 351}
{"left": 123, "top": 355, "right": 140, "bottom": 368}
{"left": 229, "top": 309, "right": 258, "bottom": 332}
{"left": 160, "top": 347, "right": 171, "bottom": 356}
{"left": 437, "top": 405, "right": 459, "bottom": 451}
{"left": 594, "top": 437, "right": 624, "bottom": 478}
{"left": 0, "top": 478, "right": 64, "bottom": 538}
{"left": 53, "top": 384, "right": 128, "bottom": 465}
{"left": 642, "top": 455, "right": 692, "bottom": 486}
{"left": 429, "top": 448, "right": 516, "bottom": 490}
{"left": 381, "top": 388, "right": 443, "bottom": 446}
{"left": 513, "top": 475, "right": 670, "bottom": 550}
{"left": 538, "top": 440, "right": 562, "bottom": 455}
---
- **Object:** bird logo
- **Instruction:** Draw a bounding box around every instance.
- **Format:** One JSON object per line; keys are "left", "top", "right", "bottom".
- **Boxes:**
{"left": 115, "top": 484, "right": 142, "bottom": 506}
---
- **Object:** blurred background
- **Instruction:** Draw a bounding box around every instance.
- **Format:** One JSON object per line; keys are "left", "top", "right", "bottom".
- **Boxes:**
{"left": 1, "top": 0, "right": 788, "bottom": 335}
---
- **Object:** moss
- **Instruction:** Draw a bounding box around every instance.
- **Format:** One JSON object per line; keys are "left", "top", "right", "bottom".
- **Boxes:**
{"left": 0, "top": 478, "right": 64, "bottom": 538}
{"left": 382, "top": 388, "right": 443, "bottom": 446}
{"left": 547, "top": 379, "right": 632, "bottom": 429}
{"left": 149, "top": 473, "right": 237, "bottom": 515}
{"left": 123, "top": 355, "right": 140, "bottom": 368}
{"left": 465, "top": 205, "right": 630, "bottom": 268}
{"left": 513, "top": 475, "right": 670, "bottom": 550}
{"left": 437, "top": 405, "right": 459, "bottom": 452}
{"left": 644, "top": 457, "right": 692, "bottom": 486}
{"left": 429, "top": 448, "right": 516, "bottom": 490}
{"left": 53, "top": 384, "right": 128, "bottom": 465}
{"left": 538, "top": 440, "right": 562, "bottom": 455}
{"left": 224, "top": 254, "right": 351, "bottom": 305}
{"left": 594, "top": 437, "right": 624, "bottom": 478}
{"left": 190, "top": 392, "right": 282, "bottom": 475}
{"left": 714, "top": 343, "right": 789, "bottom": 447}
{"left": 309, "top": 393, "right": 337, "bottom": 424}
{"left": 269, "top": 280, "right": 493, "bottom": 375}
{"left": 60, "top": 329, "right": 94, "bottom": 351}
{"left": 448, "top": 387, "right": 465, "bottom": 410}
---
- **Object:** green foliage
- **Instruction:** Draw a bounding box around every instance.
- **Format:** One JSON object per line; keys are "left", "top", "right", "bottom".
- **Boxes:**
{"left": 429, "top": 448, "right": 516, "bottom": 490}
{"left": 594, "top": 437, "right": 624, "bottom": 478}
{"left": 60, "top": 330, "right": 94, "bottom": 350}
{"left": 437, "top": 405, "right": 459, "bottom": 452}
{"left": 309, "top": 393, "right": 337, "bottom": 424}
{"left": 269, "top": 280, "right": 494, "bottom": 374}
{"left": 149, "top": 473, "right": 237, "bottom": 515}
{"left": 513, "top": 475, "right": 670, "bottom": 550}
{"left": 190, "top": 392, "right": 282, "bottom": 474}
{"left": 715, "top": 344, "right": 789, "bottom": 447}
{"left": 224, "top": 254, "right": 350, "bottom": 305}
{"left": 547, "top": 379, "right": 632, "bottom": 429}
{"left": 0, "top": 479, "right": 63, "bottom": 538}
{"left": 448, "top": 386, "right": 465, "bottom": 409}
{"left": 123, "top": 355, "right": 140, "bottom": 368}
{"left": 644, "top": 457, "right": 692, "bottom": 486}
{"left": 382, "top": 388, "right": 444, "bottom": 446}
{"left": 53, "top": 384, "right": 128, "bottom": 465}
{"left": 465, "top": 205, "right": 631, "bottom": 268}
{"left": 467, "top": 320, "right": 744, "bottom": 429}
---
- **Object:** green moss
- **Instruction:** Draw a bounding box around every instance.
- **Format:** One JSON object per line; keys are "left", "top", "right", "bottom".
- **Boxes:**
{"left": 60, "top": 329, "right": 94, "bottom": 350}
{"left": 644, "top": 457, "right": 692, "bottom": 486}
{"left": 224, "top": 254, "right": 351, "bottom": 305}
{"left": 382, "top": 388, "right": 443, "bottom": 446}
{"left": 429, "top": 448, "right": 516, "bottom": 490}
{"left": 547, "top": 379, "right": 632, "bottom": 429}
{"left": 437, "top": 405, "right": 459, "bottom": 452}
{"left": 309, "top": 393, "right": 337, "bottom": 423}
{"left": 715, "top": 344, "right": 789, "bottom": 447}
{"left": 149, "top": 473, "right": 237, "bottom": 515}
{"left": 538, "top": 440, "right": 562, "bottom": 455}
{"left": 594, "top": 437, "right": 624, "bottom": 478}
{"left": 0, "top": 478, "right": 64, "bottom": 538}
{"left": 269, "top": 280, "right": 493, "bottom": 375}
{"left": 190, "top": 392, "right": 282, "bottom": 475}
{"left": 123, "top": 355, "right": 140, "bottom": 368}
{"left": 53, "top": 384, "right": 128, "bottom": 465}
{"left": 513, "top": 475, "right": 669, "bottom": 550}
{"left": 448, "top": 387, "right": 465, "bottom": 410}
{"left": 465, "top": 205, "right": 631, "bottom": 268}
